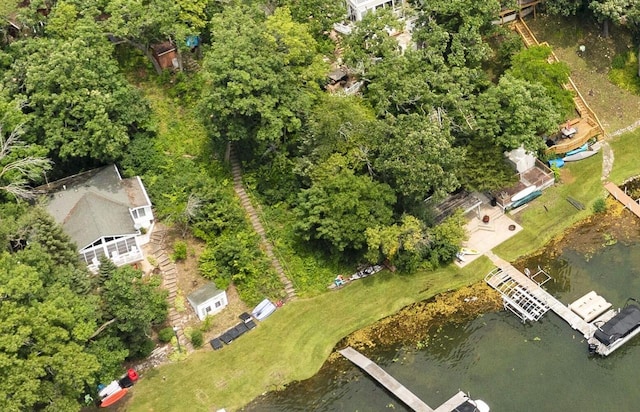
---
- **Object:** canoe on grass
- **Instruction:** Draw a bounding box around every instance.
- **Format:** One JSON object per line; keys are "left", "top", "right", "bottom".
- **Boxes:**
{"left": 508, "top": 190, "right": 542, "bottom": 210}
{"left": 511, "top": 185, "right": 538, "bottom": 202}
{"left": 564, "top": 143, "right": 588, "bottom": 157}
{"left": 100, "top": 388, "right": 128, "bottom": 408}
{"left": 563, "top": 150, "right": 598, "bottom": 162}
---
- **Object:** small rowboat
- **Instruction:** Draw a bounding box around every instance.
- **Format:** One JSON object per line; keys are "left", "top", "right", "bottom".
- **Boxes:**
{"left": 511, "top": 185, "right": 538, "bottom": 202}
{"left": 563, "top": 149, "right": 598, "bottom": 162}
{"left": 100, "top": 388, "right": 128, "bottom": 408}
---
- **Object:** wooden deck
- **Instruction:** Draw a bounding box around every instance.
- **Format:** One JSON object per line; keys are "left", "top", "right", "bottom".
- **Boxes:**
{"left": 605, "top": 182, "right": 640, "bottom": 219}
{"left": 339, "top": 347, "right": 433, "bottom": 412}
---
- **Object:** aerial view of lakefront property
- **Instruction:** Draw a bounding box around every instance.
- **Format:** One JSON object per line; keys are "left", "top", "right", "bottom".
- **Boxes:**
{"left": 2, "top": 1, "right": 640, "bottom": 411}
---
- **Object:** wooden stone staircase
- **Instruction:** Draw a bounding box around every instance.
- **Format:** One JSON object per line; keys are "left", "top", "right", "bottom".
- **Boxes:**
{"left": 512, "top": 18, "right": 607, "bottom": 154}
{"left": 229, "top": 147, "right": 297, "bottom": 301}
{"left": 149, "top": 229, "right": 193, "bottom": 352}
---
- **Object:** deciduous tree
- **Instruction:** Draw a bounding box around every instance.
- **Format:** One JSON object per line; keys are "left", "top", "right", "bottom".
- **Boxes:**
{"left": 296, "top": 169, "right": 396, "bottom": 252}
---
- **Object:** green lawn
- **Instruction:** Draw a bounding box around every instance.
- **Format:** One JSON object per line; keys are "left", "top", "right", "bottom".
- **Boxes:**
{"left": 495, "top": 151, "right": 604, "bottom": 260}
{"left": 608, "top": 129, "right": 640, "bottom": 184}
{"left": 128, "top": 257, "right": 494, "bottom": 411}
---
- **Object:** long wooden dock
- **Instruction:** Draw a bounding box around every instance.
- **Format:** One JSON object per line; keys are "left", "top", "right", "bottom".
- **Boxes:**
{"left": 485, "top": 252, "right": 596, "bottom": 338}
{"left": 339, "top": 347, "right": 486, "bottom": 412}
{"left": 605, "top": 182, "right": 640, "bottom": 219}
{"left": 339, "top": 347, "right": 433, "bottom": 412}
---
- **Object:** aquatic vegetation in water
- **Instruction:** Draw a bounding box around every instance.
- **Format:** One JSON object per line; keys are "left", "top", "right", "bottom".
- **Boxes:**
{"left": 603, "top": 233, "right": 617, "bottom": 246}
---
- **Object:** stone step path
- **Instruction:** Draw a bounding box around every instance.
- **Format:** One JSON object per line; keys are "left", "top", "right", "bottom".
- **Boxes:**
{"left": 229, "top": 146, "right": 296, "bottom": 301}
{"left": 149, "top": 229, "right": 193, "bottom": 352}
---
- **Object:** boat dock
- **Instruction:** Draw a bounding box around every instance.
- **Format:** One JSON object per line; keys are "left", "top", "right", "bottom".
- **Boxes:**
{"left": 339, "top": 347, "right": 487, "bottom": 412}
{"left": 483, "top": 252, "right": 640, "bottom": 356}
{"left": 605, "top": 182, "right": 640, "bottom": 219}
{"left": 485, "top": 252, "right": 596, "bottom": 336}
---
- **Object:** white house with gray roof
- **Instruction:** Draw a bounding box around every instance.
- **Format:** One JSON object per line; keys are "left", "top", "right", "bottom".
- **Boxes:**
{"left": 346, "top": 0, "right": 403, "bottom": 21}
{"left": 43, "top": 165, "right": 154, "bottom": 272}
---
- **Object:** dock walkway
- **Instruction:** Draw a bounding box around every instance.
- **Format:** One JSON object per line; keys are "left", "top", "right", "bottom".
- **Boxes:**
{"left": 605, "top": 182, "right": 640, "bottom": 219}
{"left": 339, "top": 347, "right": 433, "bottom": 412}
{"left": 484, "top": 252, "right": 595, "bottom": 338}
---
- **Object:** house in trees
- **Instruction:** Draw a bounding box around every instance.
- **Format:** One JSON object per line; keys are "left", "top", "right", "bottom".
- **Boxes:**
{"left": 346, "top": 0, "right": 404, "bottom": 21}
{"left": 42, "top": 165, "right": 154, "bottom": 272}
{"left": 187, "top": 282, "right": 228, "bottom": 321}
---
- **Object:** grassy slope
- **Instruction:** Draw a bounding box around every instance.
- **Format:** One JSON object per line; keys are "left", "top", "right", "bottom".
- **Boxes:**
{"left": 129, "top": 258, "right": 494, "bottom": 411}
{"left": 608, "top": 129, "right": 640, "bottom": 184}
{"left": 526, "top": 15, "right": 640, "bottom": 133}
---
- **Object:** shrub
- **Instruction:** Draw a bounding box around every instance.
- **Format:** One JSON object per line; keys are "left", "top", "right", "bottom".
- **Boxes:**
{"left": 172, "top": 240, "right": 188, "bottom": 261}
{"left": 593, "top": 197, "right": 607, "bottom": 214}
{"left": 158, "top": 327, "right": 176, "bottom": 343}
{"left": 190, "top": 329, "right": 204, "bottom": 348}
{"left": 608, "top": 51, "right": 640, "bottom": 95}
{"left": 200, "top": 315, "right": 215, "bottom": 332}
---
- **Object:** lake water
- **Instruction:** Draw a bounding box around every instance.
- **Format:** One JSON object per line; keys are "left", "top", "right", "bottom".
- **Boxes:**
{"left": 245, "top": 241, "right": 640, "bottom": 411}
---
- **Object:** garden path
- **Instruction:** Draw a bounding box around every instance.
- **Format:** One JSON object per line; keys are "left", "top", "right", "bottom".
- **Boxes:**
{"left": 149, "top": 228, "right": 194, "bottom": 352}
{"left": 229, "top": 146, "right": 297, "bottom": 301}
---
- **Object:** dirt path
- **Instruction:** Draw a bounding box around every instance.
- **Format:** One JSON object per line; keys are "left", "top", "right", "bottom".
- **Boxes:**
{"left": 229, "top": 146, "right": 297, "bottom": 301}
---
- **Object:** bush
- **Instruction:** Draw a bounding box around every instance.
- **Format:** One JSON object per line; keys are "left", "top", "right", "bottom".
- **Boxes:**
{"left": 158, "top": 327, "right": 176, "bottom": 343}
{"left": 609, "top": 51, "right": 640, "bottom": 95}
{"left": 593, "top": 197, "right": 607, "bottom": 214}
{"left": 190, "top": 329, "right": 204, "bottom": 348}
{"left": 172, "top": 240, "right": 188, "bottom": 261}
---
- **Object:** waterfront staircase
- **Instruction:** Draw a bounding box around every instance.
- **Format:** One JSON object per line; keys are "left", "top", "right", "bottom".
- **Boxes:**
{"left": 149, "top": 229, "right": 193, "bottom": 352}
{"left": 512, "top": 18, "right": 607, "bottom": 155}
{"left": 229, "top": 146, "right": 297, "bottom": 301}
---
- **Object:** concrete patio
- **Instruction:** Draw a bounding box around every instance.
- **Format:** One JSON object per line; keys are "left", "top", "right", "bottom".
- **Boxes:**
{"left": 455, "top": 198, "right": 523, "bottom": 267}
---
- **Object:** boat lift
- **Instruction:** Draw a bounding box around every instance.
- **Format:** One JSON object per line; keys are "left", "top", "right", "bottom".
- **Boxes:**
{"left": 485, "top": 267, "right": 553, "bottom": 322}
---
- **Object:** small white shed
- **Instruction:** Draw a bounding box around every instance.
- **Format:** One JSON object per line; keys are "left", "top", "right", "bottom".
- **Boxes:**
{"left": 506, "top": 146, "right": 536, "bottom": 173}
{"left": 187, "top": 283, "right": 228, "bottom": 321}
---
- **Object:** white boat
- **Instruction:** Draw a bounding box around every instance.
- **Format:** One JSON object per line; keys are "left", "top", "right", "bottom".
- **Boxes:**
{"left": 511, "top": 185, "right": 537, "bottom": 202}
{"left": 252, "top": 299, "right": 276, "bottom": 321}
{"left": 563, "top": 149, "right": 599, "bottom": 162}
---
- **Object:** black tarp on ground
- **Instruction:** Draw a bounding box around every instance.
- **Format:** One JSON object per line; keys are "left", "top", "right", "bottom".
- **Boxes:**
{"left": 246, "top": 319, "right": 257, "bottom": 330}
{"left": 595, "top": 304, "right": 640, "bottom": 346}
{"left": 227, "top": 327, "right": 240, "bottom": 340}
{"left": 219, "top": 332, "right": 234, "bottom": 344}
{"left": 210, "top": 338, "right": 223, "bottom": 350}
{"left": 234, "top": 322, "right": 249, "bottom": 336}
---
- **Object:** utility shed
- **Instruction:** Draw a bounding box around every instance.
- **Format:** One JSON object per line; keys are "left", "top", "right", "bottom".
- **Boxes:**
{"left": 188, "top": 283, "right": 228, "bottom": 321}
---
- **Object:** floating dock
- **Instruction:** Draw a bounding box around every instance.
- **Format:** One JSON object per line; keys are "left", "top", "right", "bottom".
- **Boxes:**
{"left": 484, "top": 251, "right": 640, "bottom": 356}
{"left": 339, "top": 347, "right": 489, "bottom": 412}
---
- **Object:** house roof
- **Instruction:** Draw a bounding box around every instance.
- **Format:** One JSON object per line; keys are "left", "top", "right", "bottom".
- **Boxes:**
{"left": 187, "top": 282, "right": 226, "bottom": 307}
{"left": 42, "top": 165, "right": 151, "bottom": 249}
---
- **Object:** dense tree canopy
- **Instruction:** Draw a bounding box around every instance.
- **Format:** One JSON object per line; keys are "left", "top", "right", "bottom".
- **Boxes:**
{"left": 2, "top": 15, "right": 150, "bottom": 165}
{"left": 201, "top": 5, "right": 325, "bottom": 149}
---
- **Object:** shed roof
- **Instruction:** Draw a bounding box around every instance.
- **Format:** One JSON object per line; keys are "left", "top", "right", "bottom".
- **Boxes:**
{"left": 187, "top": 282, "right": 226, "bottom": 307}
{"left": 42, "top": 165, "right": 151, "bottom": 249}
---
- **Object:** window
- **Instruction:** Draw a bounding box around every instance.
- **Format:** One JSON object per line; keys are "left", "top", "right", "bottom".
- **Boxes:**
{"left": 215, "top": 301, "right": 222, "bottom": 308}
{"left": 205, "top": 306, "right": 212, "bottom": 313}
